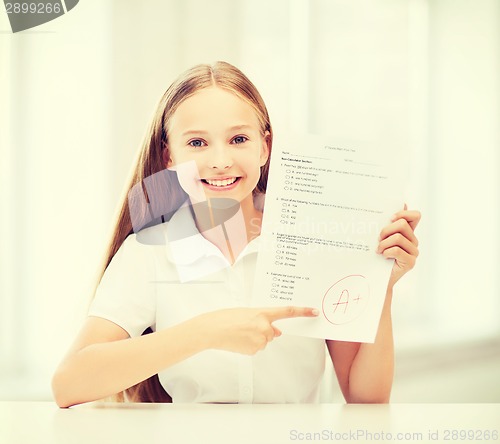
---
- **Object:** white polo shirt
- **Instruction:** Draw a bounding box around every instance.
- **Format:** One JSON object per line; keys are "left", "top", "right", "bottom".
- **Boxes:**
{"left": 89, "top": 200, "right": 326, "bottom": 403}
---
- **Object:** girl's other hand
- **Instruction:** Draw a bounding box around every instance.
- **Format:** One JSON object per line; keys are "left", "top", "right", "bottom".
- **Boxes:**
{"left": 193, "top": 306, "right": 319, "bottom": 355}
{"left": 377, "top": 204, "right": 421, "bottom": 289}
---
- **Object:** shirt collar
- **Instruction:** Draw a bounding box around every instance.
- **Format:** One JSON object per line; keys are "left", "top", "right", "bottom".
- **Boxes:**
{"left": 164, "top": 199, "right": 262, "bottom": 266}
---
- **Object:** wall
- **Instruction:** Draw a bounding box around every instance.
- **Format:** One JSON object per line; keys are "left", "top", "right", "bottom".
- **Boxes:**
{"left": 0, "top": 0, "right": 498, "bottom": 400}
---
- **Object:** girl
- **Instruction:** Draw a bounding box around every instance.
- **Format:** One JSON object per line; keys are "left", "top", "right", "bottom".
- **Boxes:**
{"left": 52, "top": 61, "right": 420, "bottom": 408}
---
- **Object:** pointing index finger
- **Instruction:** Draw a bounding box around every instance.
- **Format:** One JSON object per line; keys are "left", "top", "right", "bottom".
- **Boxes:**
{"left": 263, "top": 306, "right": 319, "bottom": 322}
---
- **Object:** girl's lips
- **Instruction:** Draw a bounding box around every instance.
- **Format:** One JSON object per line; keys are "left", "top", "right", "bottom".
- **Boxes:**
{"left": 201, "top": 177, "right": 241, "bottom": 191}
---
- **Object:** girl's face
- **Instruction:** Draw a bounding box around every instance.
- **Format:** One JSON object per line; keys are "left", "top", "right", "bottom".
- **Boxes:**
{"left": 166, "top": 87, "right": 269, "bottom": 207}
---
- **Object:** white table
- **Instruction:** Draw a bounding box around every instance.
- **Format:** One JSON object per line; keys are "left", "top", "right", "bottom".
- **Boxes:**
{"left": 1, "top": 402, "right": 499, "bottom": 444}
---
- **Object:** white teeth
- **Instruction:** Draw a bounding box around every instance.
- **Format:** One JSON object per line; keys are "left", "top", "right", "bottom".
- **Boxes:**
{"left": 205, "top": 177, "right": 237, "bottom": 187}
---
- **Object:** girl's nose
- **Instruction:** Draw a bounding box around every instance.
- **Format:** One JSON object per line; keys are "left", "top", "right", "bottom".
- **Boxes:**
{"left": 210, "top": 146, "right": 233, "bottom": 170}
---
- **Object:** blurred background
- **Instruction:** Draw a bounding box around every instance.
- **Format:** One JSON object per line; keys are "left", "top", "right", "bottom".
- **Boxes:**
{"left": 1, "top": 0, "right": 499, "bottom": 402}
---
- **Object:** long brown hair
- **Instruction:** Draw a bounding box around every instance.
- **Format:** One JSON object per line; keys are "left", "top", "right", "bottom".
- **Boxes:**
{"left": 97, "top": 61, "right": 273, "bottom": 402}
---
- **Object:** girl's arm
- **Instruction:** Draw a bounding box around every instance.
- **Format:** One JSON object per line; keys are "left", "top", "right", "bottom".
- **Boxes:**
{"left": 52, "top": 316, "right": 204, "bottom": 408}
{"left": 52, "top": 306, "right": 318, "bottom": 408}
{"left": 326, "top": 287, "right": 394, "bottom": 403}
{"left": 326, "top": 207, "right": 420, "bottom": 403}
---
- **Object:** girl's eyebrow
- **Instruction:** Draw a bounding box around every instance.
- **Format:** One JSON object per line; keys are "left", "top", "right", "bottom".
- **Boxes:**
{"left": 181, "top": 129, "right": 209, "bottom": 137}
{"left": 181, "top": 125, "right": 255, "bottom": 137}
{"left": 228, "top": 124, "right": 253, "bottom": 132}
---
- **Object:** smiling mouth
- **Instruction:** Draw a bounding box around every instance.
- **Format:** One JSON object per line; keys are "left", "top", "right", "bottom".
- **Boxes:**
{"left": 201, "top": 177, "right": 240, "bottom": 187}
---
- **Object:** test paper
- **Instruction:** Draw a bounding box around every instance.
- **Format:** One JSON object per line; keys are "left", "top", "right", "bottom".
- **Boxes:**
{"left": 253, "top": 133, "right": 405, "bottom": 343}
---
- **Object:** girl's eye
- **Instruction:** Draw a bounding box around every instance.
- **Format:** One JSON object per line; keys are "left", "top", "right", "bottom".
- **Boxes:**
{"left": 188, "top": 139, "right": 206, "bottom": 148}
{"left": 231, "top": 135, "right": 248, "bottom": 145}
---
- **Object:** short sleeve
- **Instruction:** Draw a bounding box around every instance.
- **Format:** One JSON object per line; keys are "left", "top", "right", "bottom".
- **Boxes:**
{"left": 88, "top": 234, "right": 157, "bottom": 338}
